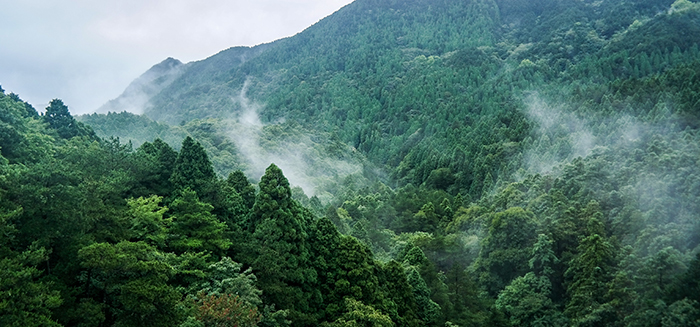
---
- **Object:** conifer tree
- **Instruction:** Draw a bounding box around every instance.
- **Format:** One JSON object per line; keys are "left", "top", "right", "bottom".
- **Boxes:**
{"left": 42, "top": 99, "right": 94, "bottom": 139}
{"left": 249, "top": 164, "right": 315, "bottom": 324}
{"left": 564, "top": 232, "right": 616, "bottom": 325}
{"left": 168, "top": 188, "right": 231, "bottom": 257}
{"left": 170, "top": 136, "right": 216, "bottom": 196}
{"left": 227, "top": 170, "right": 256, "bottom": 209}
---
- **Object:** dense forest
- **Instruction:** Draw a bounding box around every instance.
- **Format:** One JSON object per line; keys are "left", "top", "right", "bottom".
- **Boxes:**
{"left": 4, "top": 0, "right": 700, "bottom": 326}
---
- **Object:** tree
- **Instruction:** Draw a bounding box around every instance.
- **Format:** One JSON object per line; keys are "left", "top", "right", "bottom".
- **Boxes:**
{"left": 667, "top": 252, "right": 700, "bottom": 304}
{"left": 529, "top": 234, "right": 559, "bottom": 277}
{"left": 495, "top": 232, "right": 567, "bottom": 326}
{"left": 323, "top": 298, "right": 395, "bottom": 327}
{"left": 133, "top": 139, "right": 177, "bottom": 198}
{"left": 170, "top": 136, "right": 216, "bottom": 196}
{"left": 168, "top": 188, "right": 231, "bottom": 257}
{"left": 564, "top": 233, "right": 616, "bottom": 326}
{"left": 78, "top": 241, "right": 182, "bottom": 327}
{"left": 0, "top": 208, "right": 62, "bottom": 327}
{"left": 496, "top": 272, "right": 567, "bottom": 327}
{"left": 406, "top": 267, "right": 441, "bottom": 326}
{"left": 127, "top": 195, "right": 170, "bottom": 248}
{"left": 191, "top": 257, "right": 262, "bottom": 307}
{"left": 662, "top": 299, "right": 700, "bottom": 327}
{"left": 42, "top": 99, "right": 94, "bottom": 139}
{"left": 475, "top": 207, "right": 538, "bottom": 295}
{"left": 248, "top": 164, "right": 315, "bottom": 324}
{"left": 640, "top": 246, "right": 687, "bottom": 299}
{"left": 191, "top": 292, "right": 262, "bottom": 327}
{"left": 377, "top": 261, "right": 421, "bottom": 327}
{"left": 227, "top": 170, "right": 256, "bottom": 209}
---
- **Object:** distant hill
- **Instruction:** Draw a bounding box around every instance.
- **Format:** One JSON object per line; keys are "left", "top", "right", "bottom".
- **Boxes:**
{"left": 96, "top": 57, "right": 185, "bottom": 114}
{"left": 12, "top": 1, "right": 700, "bottom": 326}
{"left": 92, "top": 0, "right": 699, "bottom": 198}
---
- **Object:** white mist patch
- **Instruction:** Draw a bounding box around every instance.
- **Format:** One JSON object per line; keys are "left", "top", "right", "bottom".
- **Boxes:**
{"left": 522, "top": 94, "right": 659, "bottom": 176}
{"left": 227, "top": 81, "right": 364, "bottom": 199}
{"left": 523, "top": 94, "right": 598, "bottom": 174}
{"left": 236, "top": 80, "right": 263, "bottom": 127}
{"left": 97, "top": 58, "right": 184, "bottom": 114}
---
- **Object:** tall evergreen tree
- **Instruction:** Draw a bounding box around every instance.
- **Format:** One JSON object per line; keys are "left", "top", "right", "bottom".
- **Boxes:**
{"left": 133, "top": 138, "right": 178, "bottom": 198}
{"left": 42, "top": 99, "right": 94, "bottom": 139}
{"left": 227, "top": 170, "right": 256, "bottom": 209}
{"left": 170, "top": 136, "right": 216, "bottom": 196}
{"left": 249, "top": 164, "right": 316, "bottom": 325}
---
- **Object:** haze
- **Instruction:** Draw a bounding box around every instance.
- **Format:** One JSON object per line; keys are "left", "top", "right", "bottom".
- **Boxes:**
{"left": 0, "top": 0, "right": 354, "bottom": 114}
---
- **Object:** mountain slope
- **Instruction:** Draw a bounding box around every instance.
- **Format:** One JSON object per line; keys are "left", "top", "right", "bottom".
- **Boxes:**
{"left": 97, "top": 57, "right": 185, "bottom": 114}
{"left": 93, "top": 0, "right": 700, "bottom": 199}
{"left": 16, "top": 0, "right": 700, "bottom": 326}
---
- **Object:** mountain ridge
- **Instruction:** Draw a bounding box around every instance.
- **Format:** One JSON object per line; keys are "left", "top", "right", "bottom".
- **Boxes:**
{"left": 96, "top": 57, "right": 185, "bottom": 114}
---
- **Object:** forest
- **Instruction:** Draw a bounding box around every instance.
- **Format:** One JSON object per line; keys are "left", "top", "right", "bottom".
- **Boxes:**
{"left": 4, "top": 0, "right": 700, "bottom": 326}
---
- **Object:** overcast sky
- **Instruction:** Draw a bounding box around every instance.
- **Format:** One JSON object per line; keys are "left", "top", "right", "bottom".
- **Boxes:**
{"left": 0, "top": 0, "right": 354, "bottom": 114}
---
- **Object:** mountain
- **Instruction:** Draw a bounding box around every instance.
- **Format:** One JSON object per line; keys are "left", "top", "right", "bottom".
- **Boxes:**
{"left": 8, "top": 0, "right": 700, "bottom": 326}
{"left": 96, "top": 57, "right": 185, "bottom": 114}
{"left": 92, "top": 0, "right": 699, "bottom": 198}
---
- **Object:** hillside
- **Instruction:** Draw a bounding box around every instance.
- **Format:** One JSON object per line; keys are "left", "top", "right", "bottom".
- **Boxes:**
{"left": 96, "top": 57, "right": 185, "bottom": 114}
{"left": 89, "top": 0, "right": 700, "bottom": 199}
{"left": 6, "top": 0, "right": 700, "bottom": 326}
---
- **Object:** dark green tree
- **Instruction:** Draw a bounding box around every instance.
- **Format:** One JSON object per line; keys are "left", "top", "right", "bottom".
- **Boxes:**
{"left": 249, "top": 164, "right": 316, "bottom": 325}
{"left": 564, "top": 233, "right": 617, "bottom": 326}
{"left": 475, "top": 207, "right": 538, "bottom": 296}
{"left": 78, "top": 241, "right": 182, "bottom": 327}
{"left": 132, "top": 138, "right": 177, "bottom": 198}
{"left": 227, "top": 170, "right": 256, "bottom": 209}
{"left": 0, "top": 208, "right": 62, "bottom": 327}
{"left": 406, "top": 267, "right": 441, "bottom": 326}
{"left": 170, "top": 136, "right": 216, "bottom": 196}
{"left": 42, "top": 99, "right": 94, "bottom": 139}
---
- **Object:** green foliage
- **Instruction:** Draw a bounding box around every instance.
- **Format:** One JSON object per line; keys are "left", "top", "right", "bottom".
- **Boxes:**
{"left": 496, "top": 272, "right": 566, "bottom": 327}
{"left": 168, "top": 188, "right": 231, "bottom": 256}
{"left": 248, "top": 164, "right": 317, "bottom": 322}
{"left": 564, "top": 233, "right": 617, "bottom": 326}
{"left": 127, "top": 195, "right": 170, "bottom": 247}
{"left": 324, "top": 298, "right": 394, "bottom": 327}
{"left": 476, "top": 207, "right": 538, "bottom": 295}
{"left": 0, "top": 208, "right": 62, "bottom": 326}
{"left": 406, "top": 267, "right": 441, "bottom": 326}
{"left": 78, "top": 241, "right": 182, "bottom": 327}
{"left": 227, "top": 170, "right": 256, "bottom": 209}
{"left": 77, "top": 111, "right": 187, "bottom": 149}
{"left": 4, "top": 0, "right": 700, "bottom": 326}
{"left": 132, "top": 138, "right": 178, "bottom": 198}
{"left": 43, "top": 99, "right": 95, "bottom": 140}
{"left": 171, "top": 136, "right": 217, "bottom": 195}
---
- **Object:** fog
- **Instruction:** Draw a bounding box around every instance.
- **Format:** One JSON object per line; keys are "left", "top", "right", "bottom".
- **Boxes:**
{"left": 0, "top": 0, "right": 354, "bottom": 115}
{"left": 522, "top": 93, "right": 597, "bottom": 174}
{"left": 96, "top": 58, "right": 185, "bottom": 114}
{"left": 520, "top": 91, "right": 700, "bottom": 257}
{"left": 227, "top": 81, "right": 365, "bottom": 200}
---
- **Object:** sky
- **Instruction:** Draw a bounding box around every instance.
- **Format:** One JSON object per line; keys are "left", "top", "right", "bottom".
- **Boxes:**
{"left": 0, "top": 0, "right": 354, "bottom": 115}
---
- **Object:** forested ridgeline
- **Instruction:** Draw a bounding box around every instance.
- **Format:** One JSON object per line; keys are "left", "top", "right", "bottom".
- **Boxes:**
{"left": 0, "top": 90, "right": 426, "bottom": 326}
{"left": 89, "top": 0, "right": 700, "bottom": 200}
{"left": 4, "top": 0, "right": 700, "bottom": 326}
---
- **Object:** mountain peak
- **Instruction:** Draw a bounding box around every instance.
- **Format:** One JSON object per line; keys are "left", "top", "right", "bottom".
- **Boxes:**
{"left": 95, "top": 57, "right": 186, "bottom": 114}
